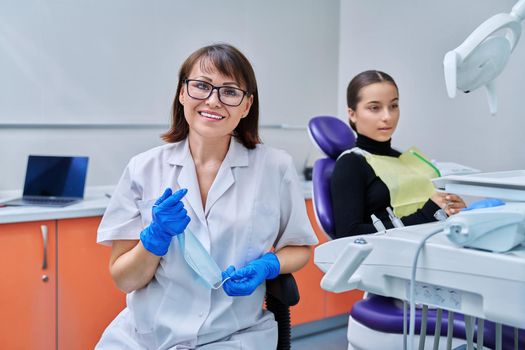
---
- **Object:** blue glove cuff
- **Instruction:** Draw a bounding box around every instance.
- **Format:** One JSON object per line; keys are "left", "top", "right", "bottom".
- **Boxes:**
{"left": 462, "top": 198, "right": 505, "bottom": 211}
{"left": 140, "top": 224, "right": 171, "bottom": 256}
{"left": 261, "top": 252, "right": 280, "bottom": 280}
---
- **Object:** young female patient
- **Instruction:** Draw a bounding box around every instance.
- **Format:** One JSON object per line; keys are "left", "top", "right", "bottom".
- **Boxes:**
{"left": 331, "top": 70, "right": 465, "bottom": 238}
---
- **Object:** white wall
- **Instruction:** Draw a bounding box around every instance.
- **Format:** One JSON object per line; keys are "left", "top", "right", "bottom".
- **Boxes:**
{"left": 338, "top": 0, "right": 525, "bottom": 172}
{"left": 6, "top": 1, "right": 523, "bottom": 193}
{"left": 0, "top": 0, "right": 340, "bottom": 191}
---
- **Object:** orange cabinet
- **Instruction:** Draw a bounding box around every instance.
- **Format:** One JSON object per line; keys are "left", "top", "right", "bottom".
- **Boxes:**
{"left": 0, "top": 220, "right": 57, "bottom": 349}
{"left": 290, "top": 199, "right": 363, "bottom": 325}
{"left": 1, "top": 197, "right": 358, "bottom": 348}
{"left": 57, "top": 217, "right": 126, "bottom": 350}
{"left": 0, "top": 217, "right": 125, "bottom": 350}
{"left": 289, "top": 249, "right": 326, "bottom": 324}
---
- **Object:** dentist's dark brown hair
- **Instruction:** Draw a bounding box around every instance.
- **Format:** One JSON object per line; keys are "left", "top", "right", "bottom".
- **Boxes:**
{"left": 162, "top": 43, "right": 260, "bottom": 149}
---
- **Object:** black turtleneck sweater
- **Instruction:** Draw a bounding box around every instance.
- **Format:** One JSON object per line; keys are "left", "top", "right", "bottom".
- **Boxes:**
{"left": 330, "top": 134, "right": 439, "bottom": 238}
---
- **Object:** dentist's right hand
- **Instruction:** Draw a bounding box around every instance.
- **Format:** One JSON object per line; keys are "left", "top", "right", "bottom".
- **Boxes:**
{"left": 140, "top": 188, "right": 191, "bottom": 256}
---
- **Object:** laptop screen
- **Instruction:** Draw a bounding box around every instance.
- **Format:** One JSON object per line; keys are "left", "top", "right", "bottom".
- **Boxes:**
{"left": 23, "top": 155, "right": 89, "bottom": 198}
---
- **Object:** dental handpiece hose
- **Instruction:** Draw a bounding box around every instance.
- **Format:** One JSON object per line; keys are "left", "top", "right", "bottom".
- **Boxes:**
{"left": 387, "top": 207, "right": 404, "bottom": 228}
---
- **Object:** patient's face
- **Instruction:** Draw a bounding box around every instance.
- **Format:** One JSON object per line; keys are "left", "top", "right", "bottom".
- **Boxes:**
{"left": 348, "top": 82, "right": 399, "bottom": 142}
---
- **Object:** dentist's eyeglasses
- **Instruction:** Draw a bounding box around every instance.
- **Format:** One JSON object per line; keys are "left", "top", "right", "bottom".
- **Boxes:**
{"left": 184, "top": 79, "right": 248, "bottom": 107}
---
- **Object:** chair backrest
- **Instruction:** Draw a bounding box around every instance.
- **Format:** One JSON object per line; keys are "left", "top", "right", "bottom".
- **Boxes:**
{"left": 307, "top": 116, "right": 356, "bottom": 239}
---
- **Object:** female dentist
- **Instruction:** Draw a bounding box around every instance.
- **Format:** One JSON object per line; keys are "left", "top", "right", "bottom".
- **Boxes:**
{"left": 96, "top": 43, "right": 318, "bottom": 349}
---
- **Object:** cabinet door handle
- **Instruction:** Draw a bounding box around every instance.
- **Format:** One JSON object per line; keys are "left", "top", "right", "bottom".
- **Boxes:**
{"left": 40, "top": 224, "right": 48, "bottom": 270}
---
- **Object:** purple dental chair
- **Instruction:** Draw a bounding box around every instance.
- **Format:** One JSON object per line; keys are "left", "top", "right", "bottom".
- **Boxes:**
{"left": 308, "top": 115, "right": 355, "bottom": 239}
{"left": 308, "top": 115, "right": 524, "bottom": 350}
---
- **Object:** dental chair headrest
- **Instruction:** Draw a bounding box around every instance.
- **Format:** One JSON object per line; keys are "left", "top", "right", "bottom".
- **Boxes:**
{"left": 307, "top": 116, "right": 356, "bottom": 159}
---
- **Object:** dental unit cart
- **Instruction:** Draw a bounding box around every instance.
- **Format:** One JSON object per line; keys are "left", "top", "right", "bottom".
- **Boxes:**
{"left": 314, "top": 170, "right": 525, "bottom": 350}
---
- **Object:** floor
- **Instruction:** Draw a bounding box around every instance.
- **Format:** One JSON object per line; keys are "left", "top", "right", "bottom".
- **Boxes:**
{"left": 291, "top": 326, "right": 348, "bottom": 350}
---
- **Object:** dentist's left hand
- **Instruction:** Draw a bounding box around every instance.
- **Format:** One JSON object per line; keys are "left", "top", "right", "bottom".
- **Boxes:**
{"left": 140, "top": 188, "right": 191, "bottom": 256}
{"left": 222, "top": 253, "right": 280, "bottom": 296}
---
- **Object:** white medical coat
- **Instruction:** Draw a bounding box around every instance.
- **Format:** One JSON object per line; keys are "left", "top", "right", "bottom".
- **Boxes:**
{"left": 96, "top": 138, "right": 318, "bottom": 350}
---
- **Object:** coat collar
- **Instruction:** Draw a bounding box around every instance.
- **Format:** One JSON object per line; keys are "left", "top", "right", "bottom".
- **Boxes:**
{"left": 168, "top": 137, "right": 249, "bottom": 222}
{"left": 167, "top": 137, "right": 249, "bottom": 167}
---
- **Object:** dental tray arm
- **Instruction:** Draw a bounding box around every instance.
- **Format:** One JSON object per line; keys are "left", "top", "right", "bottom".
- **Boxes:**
{"left": 318, "top": 238, "right": 373, "bottom": 293}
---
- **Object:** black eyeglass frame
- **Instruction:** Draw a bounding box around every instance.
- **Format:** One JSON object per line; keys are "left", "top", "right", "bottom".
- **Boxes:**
{"left": 184, "top": 79, "right": 249, "bottom": 107}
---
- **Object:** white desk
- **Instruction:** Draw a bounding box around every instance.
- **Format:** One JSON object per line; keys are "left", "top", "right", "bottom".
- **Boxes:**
{"left": 0, "top": 181, "right": 313, "bottom": 224}
{"left": 0, "top": 186, "right": 112, "bottom": 224}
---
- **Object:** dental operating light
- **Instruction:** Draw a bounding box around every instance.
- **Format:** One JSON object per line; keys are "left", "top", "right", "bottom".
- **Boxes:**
{"left": 444, "top": 0, "right": 525, "bottom": 115}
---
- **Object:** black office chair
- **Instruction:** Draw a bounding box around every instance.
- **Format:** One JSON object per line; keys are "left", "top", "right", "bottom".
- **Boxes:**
{"left": 266, "top": 273, "right": 300, "bottom": 350}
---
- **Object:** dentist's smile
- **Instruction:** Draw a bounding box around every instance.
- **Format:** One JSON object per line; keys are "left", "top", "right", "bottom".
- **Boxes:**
{"left": 199, "top": 111, "right": 225, "bottom": 121}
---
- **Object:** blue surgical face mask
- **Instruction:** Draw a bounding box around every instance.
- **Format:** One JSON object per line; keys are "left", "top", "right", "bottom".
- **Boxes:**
{"left": 177, "top": 228, "right": 227, "bottom": 289}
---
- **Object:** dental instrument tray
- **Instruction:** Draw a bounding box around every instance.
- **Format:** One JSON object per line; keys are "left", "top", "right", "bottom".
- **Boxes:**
{"left": 432, "top": 169, "right": 525, "bottom": 201}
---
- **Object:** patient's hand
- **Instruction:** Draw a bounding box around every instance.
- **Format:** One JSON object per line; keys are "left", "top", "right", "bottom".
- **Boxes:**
{"left": 431, "top": 192, "right": 466, "bottom": 216}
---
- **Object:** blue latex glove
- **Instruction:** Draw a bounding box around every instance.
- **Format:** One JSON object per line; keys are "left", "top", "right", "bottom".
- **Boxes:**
{"left": 222, "top": 252, "right": 280, "bottom": 296}
{"left": 462, "top": 198, "right": 505, "bottom": 211}
{"left": 140, "top": 188, "right": 191, "bottom": 256}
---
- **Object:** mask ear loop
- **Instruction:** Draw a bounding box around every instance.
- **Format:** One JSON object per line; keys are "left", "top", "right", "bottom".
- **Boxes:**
{"left": 212, "top": 276, "right": 231, "bottom": 290}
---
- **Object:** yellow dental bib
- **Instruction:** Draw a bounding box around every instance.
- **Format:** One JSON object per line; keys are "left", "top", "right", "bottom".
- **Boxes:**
{"left": 355, "top": 146, "right": 439, "bottom": 217}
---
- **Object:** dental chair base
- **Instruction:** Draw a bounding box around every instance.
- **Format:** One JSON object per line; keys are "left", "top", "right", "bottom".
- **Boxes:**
{"left": 347, "top": 294, "right": 524, "bottom": 350}
{"left": 346, "top": 316, "right": 480, "bottom": 350}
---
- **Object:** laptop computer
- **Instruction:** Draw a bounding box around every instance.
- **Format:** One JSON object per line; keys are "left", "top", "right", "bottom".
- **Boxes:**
{"left": 4, "top": 155, "right": 89, "bottom": 207}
